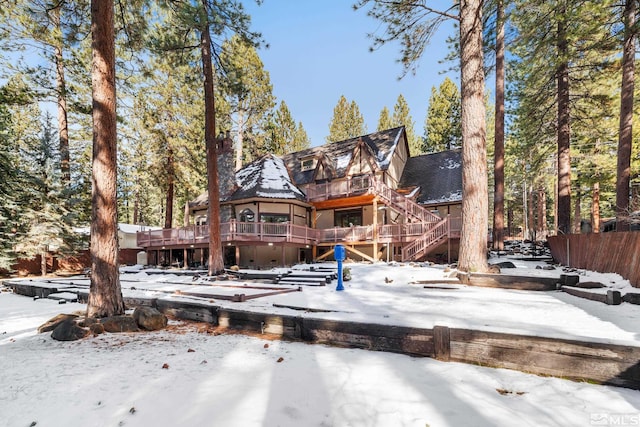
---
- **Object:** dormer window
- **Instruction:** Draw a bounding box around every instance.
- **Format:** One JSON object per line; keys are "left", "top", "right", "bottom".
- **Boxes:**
{"left": 301, "top": 157, "right": 315, "bottom": 171}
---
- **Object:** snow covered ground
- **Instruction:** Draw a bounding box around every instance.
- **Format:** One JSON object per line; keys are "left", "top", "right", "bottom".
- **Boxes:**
{"left": 1, "top": 258, "right": 640, "bottom": 426}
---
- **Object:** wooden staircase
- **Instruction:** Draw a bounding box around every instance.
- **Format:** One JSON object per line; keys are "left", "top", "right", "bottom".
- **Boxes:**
{"left": 371, "top": 181, "right": 452, "bottom": 261}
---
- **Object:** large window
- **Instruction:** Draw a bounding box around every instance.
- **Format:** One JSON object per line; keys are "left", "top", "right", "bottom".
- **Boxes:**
{"left": 239, "top": 208, "right": 255, "bottom": 222}
{"left": 260, "top": 213, "right": 290, "bottom": 223}
{"left": 335, "top": 209, "right": 362, "bottom": 227}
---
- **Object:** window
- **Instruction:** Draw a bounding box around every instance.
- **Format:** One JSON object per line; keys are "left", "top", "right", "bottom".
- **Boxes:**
{"left": 301, "top": 158, "right": 315, "bottom": 171}
{"left": 239, "top": 208, "right": 255, "bottom": 222}
{"left": 335, "top": 209, "right": 362, "bottom": 227}
{"left": 351, "top": 174, "right": 371, "bottom": 191}
{"left": 260, "top": 213, "right": 290, "bottom": 223}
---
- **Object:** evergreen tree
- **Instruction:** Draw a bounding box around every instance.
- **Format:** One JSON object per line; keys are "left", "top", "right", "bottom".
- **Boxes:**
{"left": 12, "top": 113, "right": 81, "bottom": 275}
{"left": 392, "top": 94, "right": 418, "bottom": 155}
{"left": 272, "top": 100, "right": 296, "bottom": 155}
{"left": 327, "top": 95, "right": 366, "bottom": 142}
{"left": 292, "top": 121, "right": 311, "bottom": 152}
{"left": 154, "top": 0, "right": 261, "bottom": 275}
{"left": 423, "top": 77, "right": 461, "bottom": 153}
{"left": 615, "top": 0, "right": 637, "bottom": 231}
{"left": 356, "top": 0, "right": 489, "bottom": 272}
{"left": 87, "top": 0, "right": 125, "bottom": 318}
{"left": 0, "top": 102, "right": 21, "bottom": 270}
{"left": 510, "top": 0, "right": 617, "bottom": 234}
{"left": 219, "top": 35, "right": 275, "bottom": 170}
{"left": 376, "top": 106, "right": 393, "bottom": 131}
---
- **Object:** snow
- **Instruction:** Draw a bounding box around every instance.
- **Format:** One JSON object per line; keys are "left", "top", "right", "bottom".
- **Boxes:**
{"left": 235, "top": 155, "right": 305, "bottom": 200}
{"left": 2, "top": 259, "right": 640, "bottom": 426}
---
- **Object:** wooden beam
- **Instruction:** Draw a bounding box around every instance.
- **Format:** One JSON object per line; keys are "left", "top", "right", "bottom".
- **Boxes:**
{"left": 344, "top": 245, "right": 375, "bottom": 263}
{"left": 312, "top": 194, "right": 375, "bottom": 210}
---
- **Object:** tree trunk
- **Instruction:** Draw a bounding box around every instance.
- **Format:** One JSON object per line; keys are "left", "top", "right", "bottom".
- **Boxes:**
{"left": 592, "top": 182, "right": 600, "bottom": 233}
{"left": 537, "top": 187, "right": 547, "bottom": 238}
{"left": 200, "top": 14, "right": 224, "bottom": 276}
{"left": 41, "top": 250, "right": 47, "bottom": 276}
{"left": 87, "top": 0, "right": 124, "bottom": 318}
{"left": 557, "top": 4, "right": 571, "bottom": 235}
{"left": 164, "top": 147, "right": 174, "bottom": 229}
{"left": 616, "top": 0, "right": 636, "bottom": 232}
{"left": 235, "top": 109, "right": 245, "bottom": 171}
{"left": 492, "top": 0, "right": 505, "bottom": 252}
{"left": 52, "top": 6, "right": 70, "bottom": 185}
{"left": 527, "top": 188, "right": 534, "bottom": 240}
{"left": 573, "top": 188, "right": 581, "bottom": 233}
{"left": 458, "top": 0, "right": 488, "bottom": 272}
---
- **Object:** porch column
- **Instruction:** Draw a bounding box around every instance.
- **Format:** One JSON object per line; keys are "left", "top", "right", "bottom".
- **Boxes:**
{"left": 183, "top": 248, "right": 188, "bottom": 269}
{"left": 235, "top": 245, "right": 240, "bottom": 267}
{"left": 282, "top": 245, "right": 286, "bottom": 267}
{"left": 373, "top": 197, "right": 378, "bottom": 262}
{"left": 312, "top": 207, "right": 317, "bottom": 261}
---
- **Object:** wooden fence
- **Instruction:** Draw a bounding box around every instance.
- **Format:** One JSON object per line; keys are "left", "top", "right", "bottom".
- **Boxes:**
{"left": 548, "top": 233, "right": 640, "bottom": 288}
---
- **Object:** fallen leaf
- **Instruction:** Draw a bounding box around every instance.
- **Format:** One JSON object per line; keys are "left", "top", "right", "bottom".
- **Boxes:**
{"left": 162, "top": 363, "right": 169, "bottom": 369}
{"left": 277, "top": 357, "right": 284, "bottom": 363}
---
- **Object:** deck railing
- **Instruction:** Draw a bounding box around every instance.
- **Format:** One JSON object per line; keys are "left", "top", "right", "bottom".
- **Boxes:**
{"left": 305, "top": 175, "right": 373, "bottom": 201}
{"left": 137, "top": 217, "right": 462, "bottom": 249}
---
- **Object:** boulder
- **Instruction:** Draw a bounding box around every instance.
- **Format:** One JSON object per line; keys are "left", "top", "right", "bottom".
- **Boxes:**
{"left": 89, "top": 323, "right": 105, "bottom": 335}
{"left": 133, "top": 306, "right": 168, "bottom": 331}
{"left": 100, "top": 315, "right": 139, "bottom": 333}
{"left": 38, "top": 313, "right": 79, "bottom": 334}
{"left": 51, "top": 319, "right": 89, "bottom": 341}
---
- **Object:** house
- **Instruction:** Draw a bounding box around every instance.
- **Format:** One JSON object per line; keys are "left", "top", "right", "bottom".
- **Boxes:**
{"left": 137, "top": 126, "right": 462, "bottom": 268}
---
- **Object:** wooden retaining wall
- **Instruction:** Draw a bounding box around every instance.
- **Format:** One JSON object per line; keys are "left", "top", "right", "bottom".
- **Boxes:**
{"left": 548, "top": 233, "right": 640, "bottom": 288}
{"left": 154, "top": 298, "right": 640, "bottom": 389}
{"left": 7, "top": 280, "right": 640, "bottom": 389}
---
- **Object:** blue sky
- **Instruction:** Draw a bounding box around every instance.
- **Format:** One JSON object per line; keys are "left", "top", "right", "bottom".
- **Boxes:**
{"left": 243, "top": 1, "right": 459, "bottom": 147}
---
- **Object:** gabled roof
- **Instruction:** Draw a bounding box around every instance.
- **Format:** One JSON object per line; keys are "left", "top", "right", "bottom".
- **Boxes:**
{"left": 282, "top": 126, "right": 407, "bottom": 186}
{"left": 227, "top": 153, "right": 307, "bottom": 202}
{"left": 399, "top": 149, "right": 463, "bottom": 206}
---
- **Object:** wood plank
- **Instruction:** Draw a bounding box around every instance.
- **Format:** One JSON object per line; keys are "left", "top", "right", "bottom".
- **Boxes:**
{"left": 449, "top": 328, "right": 640, "bottom": 388}
{"left": 459, "top": 272, "right": 560, "bottom": 291}
{"left": 433, "top": 325, "right": 451, "bottom": 361}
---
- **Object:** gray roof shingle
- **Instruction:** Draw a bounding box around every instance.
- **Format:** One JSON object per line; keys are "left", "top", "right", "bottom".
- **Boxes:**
{"left": 399, "top": 149, "right": 462, "bottom": 206}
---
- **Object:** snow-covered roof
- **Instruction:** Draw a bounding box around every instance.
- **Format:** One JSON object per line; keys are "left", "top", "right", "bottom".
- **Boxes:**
{"left": 399, "top": 150, "right": 463, "bottom": 206}
{"left": 227, "top": 154, "right": 307, "bottom": 202}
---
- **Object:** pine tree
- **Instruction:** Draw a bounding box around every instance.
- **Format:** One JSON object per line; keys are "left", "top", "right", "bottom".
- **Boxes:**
{"left": 12, "top": 113, "right": 81, "bottom": 275}
{"left": 615, "top": 0, "right": 637, "bottom": 231}
{"left": 423, "top": 77, "right": 461, "bottom": 153}
{"left": 87, "top": 0, "right": 124, "bottom": 318}
{"left": 0, "top": 100, "right": 21, "bottom": 270}
{"left": 292, "top": 121, "right": 311, "bottom": 152}
{"left": 327, "top": 95, "right": 366, "bottom": 142}
{"left": 376, "top": 106, "right": 393, "bottom": 131}
{"left": 219, "top": 35, "right": 275, "bottom": 170}
{"left": 154, "top": 0, "right": 261, "bottom": 275}
{"left": 356, "top": 0, "right": 489, "bottom": 272}
{"left": 392, "top": 94, "right": 418, "bottom": 155}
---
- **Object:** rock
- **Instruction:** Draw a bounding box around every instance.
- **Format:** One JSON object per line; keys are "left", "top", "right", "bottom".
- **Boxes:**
{"left": 51, "top": 319, "right": 89, "bottom": 341}
{"left": 487, "top": 264, "right": 501, "bottom": 274}
{"left": 38, "top": 313, "right": 79, "bottom": 334}
{"left": 89, "top": 323, "right": 105, "bottom": 335}
{"left": 229, "top": 265, "right": 240, "bottom": 272}
{"left": 133, "top": 306, "right": 167, "bottom": 331}
{"left": 101, "top": 315, "right": 139, "bottom": 333}
{"left": 77, "top": 317, "right": 100, "bottom": 328}
{"left": 493, "top": 261, "right": 517, "bottom": 269}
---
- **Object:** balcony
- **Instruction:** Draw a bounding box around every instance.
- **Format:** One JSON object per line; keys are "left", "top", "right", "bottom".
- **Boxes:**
{"left": 137, "top": 217, "right": 461, "bottom": 249}
{"left": 305, "top": 175, "right": 373, "bottom": 202}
